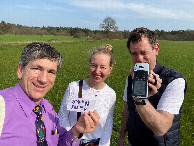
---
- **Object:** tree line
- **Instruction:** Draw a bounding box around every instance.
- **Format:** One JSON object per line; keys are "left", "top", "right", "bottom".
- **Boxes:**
{"left": 0, "top": 20, "right": 194, "bottom": 41}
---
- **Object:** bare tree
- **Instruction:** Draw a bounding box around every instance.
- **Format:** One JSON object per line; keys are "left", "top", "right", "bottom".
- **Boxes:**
{"left": 100, "top": 17, "right": 119, "bottom": 32}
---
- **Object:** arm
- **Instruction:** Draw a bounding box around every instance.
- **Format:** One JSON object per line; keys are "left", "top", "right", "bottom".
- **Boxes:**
{"left": 58, "top": 85, "right": 72, "bottom": 130}
{"left": 135, "top": 74, "right": 185, "bottom": 136}
{"left": 99, "top": 97, "right": 116, "bottom": 146}
{"left": 117, "top": 103, "right": 129, "bottom": 146}
{"left": 136, "top": 101, "right": 174, "bottom": 136}
{"left": 0, "top": 95, "right": 5, "bottom": 136}
{"left": 117, "top": 77, "right": 129, "bottom": 146}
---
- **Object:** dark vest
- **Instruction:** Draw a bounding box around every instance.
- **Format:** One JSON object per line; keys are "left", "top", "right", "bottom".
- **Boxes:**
{"left": 127, "top": 61, "right": 186, "bottom": 146}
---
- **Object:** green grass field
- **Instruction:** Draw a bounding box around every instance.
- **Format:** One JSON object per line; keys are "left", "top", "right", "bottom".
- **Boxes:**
{"left": 0, "top": 35, "right": 193, "bottom": 145}
{"left": 0, "top": 35, "right": 88, "bottom": 44}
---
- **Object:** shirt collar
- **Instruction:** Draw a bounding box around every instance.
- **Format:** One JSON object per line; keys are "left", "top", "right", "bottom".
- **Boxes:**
{"left": 153, "top": 60, "right": 163, "bottom": 74}
{"left": 14, "top": 83, "right": 46, "bottom": 117}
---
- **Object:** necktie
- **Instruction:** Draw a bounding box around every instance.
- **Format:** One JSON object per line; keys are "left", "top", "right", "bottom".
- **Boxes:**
{"left": 33, "top": 105, "right": 48, "bottom": 146}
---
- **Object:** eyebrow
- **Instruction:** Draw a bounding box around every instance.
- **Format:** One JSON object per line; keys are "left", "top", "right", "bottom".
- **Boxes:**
{"left": 31, "top": 65, "right": 43, "bottom": 69}
{"left": 31, "top": 65, "right": 57, "bottom": 73}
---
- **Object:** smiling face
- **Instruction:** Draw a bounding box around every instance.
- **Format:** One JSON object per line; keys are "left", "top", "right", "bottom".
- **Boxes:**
{"left": 129, "top": 37, "right": 159, "bottom": 71}
{"left": 89, "top": 53, "right": 112, "bottom": 84}
{"left": 17, "top": 58, "right": 58, "bottom": 104}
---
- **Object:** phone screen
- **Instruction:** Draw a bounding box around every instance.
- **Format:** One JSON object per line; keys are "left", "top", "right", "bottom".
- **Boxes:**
{"left": 132, "top": 69, "right": 149, "bottom": 98}
{"left": 133, "top": 80, "right": 146, "bottom": 95}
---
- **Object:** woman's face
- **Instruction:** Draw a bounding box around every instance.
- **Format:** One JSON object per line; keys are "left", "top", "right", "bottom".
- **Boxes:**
{"left": 89, "top": 53, "right": 112, "bottom": 84}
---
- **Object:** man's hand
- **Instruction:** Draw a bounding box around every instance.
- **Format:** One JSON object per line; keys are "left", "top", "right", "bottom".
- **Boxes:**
{"left": 148, "top": 70, "right": 162, "bottom": 97}
{"left": 72, "top": 110, "right": 100, "bottom": 138}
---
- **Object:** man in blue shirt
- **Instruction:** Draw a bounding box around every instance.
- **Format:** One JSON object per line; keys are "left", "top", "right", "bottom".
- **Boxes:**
{"left": 0, "top": 42, "right": 100, "bottom": 146}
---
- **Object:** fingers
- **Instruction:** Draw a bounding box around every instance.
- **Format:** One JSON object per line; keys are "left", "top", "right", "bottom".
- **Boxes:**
{"left": 148, "top": 83, "right": 158, "bottom": 95}
{"left": 74, "top": 111, "right": 100, "bottom": 134}
{"left": 148, "top": 71, "right": 162, "bottom": 89}
{"left": 83, "top": 111, "right": 100, "bottom": 132}
{"left": 130, "top": 69, "right": 133, "bottom": 78}
{"left": 148, "top": 71, "right": 162, "bottom": 97}
{"left": 92, "top": 110, "right": 100, "bottom": 120}
{"left": 83, "top": 112, "right": 91, "bottom": 131}
{"left": 88, "top": 111, "right": 100, "bottom": 126}
{"left": 84, "top": 112, "right": 94, "bottom": 129}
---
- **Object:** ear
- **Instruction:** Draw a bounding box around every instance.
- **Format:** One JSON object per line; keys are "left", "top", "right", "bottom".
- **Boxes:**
{"left": 154, "top": 43, "right": 159, "bottom": 55}
{"left": 17, "top": 63, "right": 23, "bottom": 80}
{"left": 109, "top": 66, "right": 113, "bottom": 74}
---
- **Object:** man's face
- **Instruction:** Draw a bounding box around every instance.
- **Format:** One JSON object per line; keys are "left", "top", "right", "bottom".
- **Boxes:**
{"left": 17, "top": 58, "right": 58, "bottom": 104}
{"left": 129, "top": 37, "right": 159, "bottom": 70}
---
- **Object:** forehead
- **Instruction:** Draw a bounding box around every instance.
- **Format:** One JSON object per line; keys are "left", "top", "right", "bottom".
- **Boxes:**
{"left": 90, "top": 53, "right": 110, "bottom": 64}
{"left": 91, "top": 53, "right": 110, "bottom": 60}
{"left": 27, "top": 58, "right": 58, "bottom": 69}
{"left": 130, "top": 37, "right": 152, "bottom": 51}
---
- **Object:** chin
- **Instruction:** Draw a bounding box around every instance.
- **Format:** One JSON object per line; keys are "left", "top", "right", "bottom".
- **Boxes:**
{"left": 92, "top": 79, "right": 102, "bottom": 83}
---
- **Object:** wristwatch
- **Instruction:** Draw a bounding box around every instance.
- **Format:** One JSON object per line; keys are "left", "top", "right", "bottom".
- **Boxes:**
{"left": 134, "top": 99, "right": 148, "bottom": 105}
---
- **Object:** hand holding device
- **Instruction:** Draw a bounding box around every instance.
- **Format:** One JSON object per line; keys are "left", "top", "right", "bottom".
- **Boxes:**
{"left": 148, "top": 71, "right": 162, "bottom": 97}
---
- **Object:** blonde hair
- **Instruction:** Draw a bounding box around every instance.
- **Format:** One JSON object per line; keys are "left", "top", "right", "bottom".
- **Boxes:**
{"left": 89, "top": 44, "right": 116, "bottom": 67}
{"left": 103, "top": 44, "right": 113, "bottom": 53}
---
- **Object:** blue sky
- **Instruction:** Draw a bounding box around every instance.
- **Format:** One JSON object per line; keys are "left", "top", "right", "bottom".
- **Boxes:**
{"left": 1, "top": 0, "right": 194, "bottom": 31}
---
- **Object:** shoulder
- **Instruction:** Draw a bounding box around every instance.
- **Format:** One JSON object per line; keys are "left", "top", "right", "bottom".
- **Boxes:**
{"left": 166, "top": 78, "right": 186, "bottom": 91}
{"left": 161, "top": 66, "right": 186, "bottom": 84}
{"left": 0, "top": 86, "right": 15, "bottom": 102}
{"left": 68, "top": 80, "right": 80, "bottom": 88}
{"left": 105, "top": 85, "right": 116, "bottom": 93}
{"left": 162, "top": 66, "right": 184, "bottom": 78}
{"left": 104, "top": 85, "right": 116, "bottom": 100}
{"left": 65, "top": 80, "right": 81, "bottom": 94}
{"left": 0, "top": 95, "right": 5, "bottom": 106}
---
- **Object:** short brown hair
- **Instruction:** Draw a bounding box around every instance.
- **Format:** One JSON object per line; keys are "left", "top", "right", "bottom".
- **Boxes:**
{"left": 127, "top": 27, "right": 158, "bottom": 50}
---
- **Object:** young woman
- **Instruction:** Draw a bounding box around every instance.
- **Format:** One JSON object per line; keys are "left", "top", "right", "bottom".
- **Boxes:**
{"left": 59, "top": 44, "right": 116, "bottom": 146}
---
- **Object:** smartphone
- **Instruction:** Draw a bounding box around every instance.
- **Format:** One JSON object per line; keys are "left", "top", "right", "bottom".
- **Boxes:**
{"left": 132, "top": 63, "right": 149, "bottom": 99}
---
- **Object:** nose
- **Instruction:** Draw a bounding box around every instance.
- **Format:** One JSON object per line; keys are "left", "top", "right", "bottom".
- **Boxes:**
{"left": 136, "top": 54, "right": 144, "bottom": 63}
{"left": 95, "top": 66, "right": 101, "bottom": 74}
{"left": 37, "top": 72, "right": 48, "bottom": 84}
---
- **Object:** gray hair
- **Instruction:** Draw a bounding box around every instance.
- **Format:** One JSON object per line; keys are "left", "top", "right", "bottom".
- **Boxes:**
{"left": 20, "top": 42, "right": 63, "bottom": 71}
